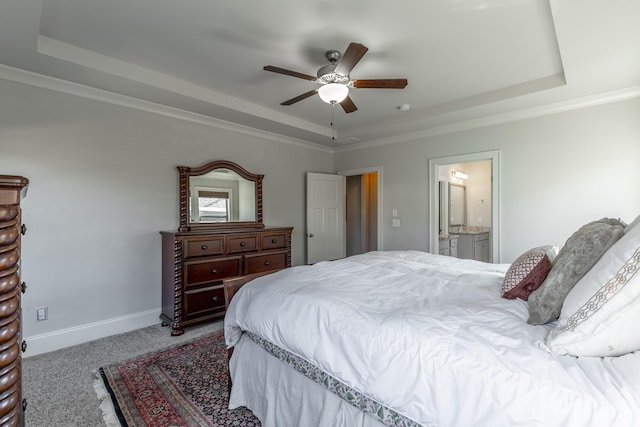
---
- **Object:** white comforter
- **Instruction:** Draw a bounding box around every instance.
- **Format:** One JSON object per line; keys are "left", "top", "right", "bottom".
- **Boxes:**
{"left": 224, "top": 251, "right": 640, "bottom": 427}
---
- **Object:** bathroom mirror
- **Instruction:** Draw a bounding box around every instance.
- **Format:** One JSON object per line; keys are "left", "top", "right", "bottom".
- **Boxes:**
{"left": 178, "top": 160, "right": 263, "bottom": 232}
{"left": 449, "top": 183, "right": 466, "bottom": 226}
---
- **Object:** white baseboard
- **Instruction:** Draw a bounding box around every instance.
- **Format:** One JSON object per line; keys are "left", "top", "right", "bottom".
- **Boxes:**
{"left": 23, "top": 309, "right": 162, "bottom": 358}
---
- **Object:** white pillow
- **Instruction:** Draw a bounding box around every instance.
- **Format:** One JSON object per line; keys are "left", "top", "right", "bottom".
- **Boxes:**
{"left": 625, "top": 213, "right": 640, "bottom": 234}
{"left": 546, "top": 219, "right": 640, "bottom": 357}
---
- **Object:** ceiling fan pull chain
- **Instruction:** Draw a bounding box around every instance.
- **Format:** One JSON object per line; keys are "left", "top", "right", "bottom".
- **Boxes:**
{"left": 331, "top": 101, "right": 337, "bottom": 141}
{"left": 331, "top": 101, "right": 336, "bottom": 140}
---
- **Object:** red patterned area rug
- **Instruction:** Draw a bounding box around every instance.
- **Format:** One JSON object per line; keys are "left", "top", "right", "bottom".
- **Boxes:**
{"left": 96, "top": 331, "right": 260, "bottom": 426}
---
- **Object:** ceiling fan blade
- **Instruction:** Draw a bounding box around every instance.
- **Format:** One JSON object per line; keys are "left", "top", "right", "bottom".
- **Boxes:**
{"left": 263, "top": 65, "right": 317, "bottom": 82}
{"left": 334, "top": 43, "right": 368, "bottom": 76}
{"left": 281, "top": 89, "right": 318, "bottom": 106}
{"left": 340, "top": 96, "right": 357, "bottom": 113}
{"left": 353, "top": 79, "right": 408, "bottom": 89}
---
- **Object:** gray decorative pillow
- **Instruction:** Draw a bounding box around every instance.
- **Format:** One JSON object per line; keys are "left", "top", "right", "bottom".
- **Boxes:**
{"left": 527, "top": 218, "right": 625, "bottom": 325}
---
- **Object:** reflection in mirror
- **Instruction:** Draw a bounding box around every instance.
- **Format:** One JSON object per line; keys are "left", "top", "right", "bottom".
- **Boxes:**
{"left": 178, "top": 160, "right": 263, "bottom": 232}
{"left": 189, "top": 169, "right": 256, "bottom": 224}
{"left": 449, "top": 183, "right": 466, "bottom": 226}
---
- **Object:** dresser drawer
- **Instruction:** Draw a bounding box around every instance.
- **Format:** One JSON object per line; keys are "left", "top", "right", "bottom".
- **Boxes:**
{"left": 184, "top": 285, "right": 225, "bottom": 318}
{"left": 261, "top": 233, "right": 287, "bottom": 250}
{"left": 244, "top": 251, "right": 287, "bottom": 274}
{"left": 184, "top": 257, "right": 241, "bottom": 287}
{"left": 184, "top": 237, "right": 224, "bottom": 258}
{"left": 227, "top": 235, "right": 258, "bottom": 253}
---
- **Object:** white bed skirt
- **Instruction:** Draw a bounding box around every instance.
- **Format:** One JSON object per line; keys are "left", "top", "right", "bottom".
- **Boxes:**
{"left": 229, "top": 333, "right": 387, "bottom": 427}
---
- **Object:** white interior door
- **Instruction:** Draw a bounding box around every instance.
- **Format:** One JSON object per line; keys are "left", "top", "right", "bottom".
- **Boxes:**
{"left": 306, "top": 172, "right": 345, "bottom": 264}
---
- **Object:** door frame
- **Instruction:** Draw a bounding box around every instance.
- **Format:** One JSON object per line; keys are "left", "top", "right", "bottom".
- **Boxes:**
{"left": 428, "top": 151, "right": 501, "bottom": 262}
{"left": 338, "top": 165, "right": 383, "bottom": 251}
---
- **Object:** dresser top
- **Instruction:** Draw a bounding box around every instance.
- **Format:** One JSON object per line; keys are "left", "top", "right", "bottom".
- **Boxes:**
{"left": 160, "top": 226, "right": 293, "bottom": 237}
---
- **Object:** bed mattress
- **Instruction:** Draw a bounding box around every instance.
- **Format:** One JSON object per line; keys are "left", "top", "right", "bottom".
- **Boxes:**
{"left": 225, "top": 251, "right": 640, "bottom": 427}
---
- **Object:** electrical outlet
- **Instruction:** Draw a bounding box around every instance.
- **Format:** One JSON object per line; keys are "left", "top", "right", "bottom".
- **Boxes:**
{"left": 36, "top": 306, "right": 48, "bottom": 321}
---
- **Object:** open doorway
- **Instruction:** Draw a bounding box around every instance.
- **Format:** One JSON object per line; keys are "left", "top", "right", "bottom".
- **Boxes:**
{"left": 438, "top": 161, "right": 492, "bottom": 262}
{"left": 428, "top": 151, "right": 501, "bottom": 262}
{"left": 340, "top": 166, "right": 383, "bottom": 256}
{"left": 346, "top": 173, "right": 378, "bottom": 256}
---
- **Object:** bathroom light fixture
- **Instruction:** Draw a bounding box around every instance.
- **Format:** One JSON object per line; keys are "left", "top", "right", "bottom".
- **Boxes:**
{"left": 451, "top": 169, "right": 468, "bottom": 180}
{"left": 318, "top": 83, "right": 349, "bottom": 104}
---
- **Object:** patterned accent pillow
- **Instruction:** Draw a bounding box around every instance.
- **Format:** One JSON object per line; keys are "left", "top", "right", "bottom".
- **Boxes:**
{"left": 546, "top": 221, "right": 640, "bottom": 356}
{"left": 527, "top": 218, "right": 626, "bottom": 325}
{"left": 502, "top": 246, "right": 557, "bottom": 301}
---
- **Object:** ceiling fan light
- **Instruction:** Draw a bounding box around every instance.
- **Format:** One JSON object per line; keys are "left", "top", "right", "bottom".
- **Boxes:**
{"left": 318, "top": 83, "right": 349, "bottom": 104}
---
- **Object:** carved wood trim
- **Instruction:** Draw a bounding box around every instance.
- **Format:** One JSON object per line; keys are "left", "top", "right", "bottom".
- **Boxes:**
{"left": 285, "top": 229, "right": 292, "bottom": 268}
{"left": 177, "top": 166, "right": 190, "bottom": 233}
{"left": 171, "top": 239, "right": 184, "bottom": 336}
{"left": 0, "top": 174, "right": 28, "bottom": 427}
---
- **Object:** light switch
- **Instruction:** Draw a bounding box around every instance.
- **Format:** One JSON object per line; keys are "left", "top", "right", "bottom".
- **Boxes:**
{"left": 392, "top": 218, "right": 401, "bottom": 227}
{"left": 392, "top": 209, "right": 398, "bottom": 217}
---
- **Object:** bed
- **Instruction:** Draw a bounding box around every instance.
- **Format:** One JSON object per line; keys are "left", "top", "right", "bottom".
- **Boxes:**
{"left": 224, "top": 218, "right": 640, "bottom": 427}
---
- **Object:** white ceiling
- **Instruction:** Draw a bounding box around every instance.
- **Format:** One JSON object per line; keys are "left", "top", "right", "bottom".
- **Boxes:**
{"left": 1, "top": 0, "right": 639, "bottom": 147}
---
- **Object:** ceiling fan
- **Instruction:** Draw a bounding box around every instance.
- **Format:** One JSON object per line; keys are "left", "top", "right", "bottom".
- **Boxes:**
{"left": 263, "top": 42, "right": 408, "bottom": 113}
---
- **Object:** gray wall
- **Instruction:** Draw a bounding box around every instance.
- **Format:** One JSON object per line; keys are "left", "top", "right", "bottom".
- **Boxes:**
{"left": 334, "top": 97, "right": 640, "bottom": 263}
{"left": 0, "top": 79, "right": 332, "bottom": 354}
{"left": 2, "top": 74, "right": 640, "bottom": 355}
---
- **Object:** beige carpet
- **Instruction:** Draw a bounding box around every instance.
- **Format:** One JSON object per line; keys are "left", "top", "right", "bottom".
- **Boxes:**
{"left": 23, "top": 321, "right": 221, "bottom": 426}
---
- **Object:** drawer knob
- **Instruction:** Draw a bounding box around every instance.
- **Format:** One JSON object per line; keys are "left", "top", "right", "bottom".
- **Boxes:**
{"left": 240, "top": 241, "right": 246, "bottom": 247}
{"left": 20, "top": 282, "right": 27, "bottom": 294}
{"left": 21, "top": 340, "right": 27, "bottom": 353}
{"left": 264, "top": 261, "right": 270, "bottom": 266}
{"left": 211, "top": 269, "right": 218, "bottom": 275}
{"left": 212, "top": 296, "right": 218, "bottom": 302}
{"left": 21, "top": 224, "right": 27, "bottom": 235}
{"left": 271, "top": 239, "right": 277, "bottom": 244}
{"left": 201, "top": 244, "right": 208, "bottom": 250}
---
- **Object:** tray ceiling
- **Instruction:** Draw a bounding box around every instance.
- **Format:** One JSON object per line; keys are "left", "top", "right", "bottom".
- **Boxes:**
{"left": 1, "top": 0, "right": 638, "bottom": 147}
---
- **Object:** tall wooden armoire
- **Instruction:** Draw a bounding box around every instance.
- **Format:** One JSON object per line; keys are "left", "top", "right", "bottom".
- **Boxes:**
{"left": 0, "top": 175, "right": 29, "bottom": 426}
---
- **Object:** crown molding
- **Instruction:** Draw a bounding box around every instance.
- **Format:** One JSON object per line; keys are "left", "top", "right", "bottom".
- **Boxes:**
{"left": 0, "top": 64, "right": 333, "bottom": 154}
{"left": 335, "top": 85, "right": 640, "bottom": 152}
{"left": 2, "top": 63, "right": 638, "bottom": 156}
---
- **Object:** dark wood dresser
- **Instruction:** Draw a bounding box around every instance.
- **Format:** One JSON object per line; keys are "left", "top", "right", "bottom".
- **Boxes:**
{"left": 160, "top": 159, "right": 293, "bottom": 335}
{"left": 0, "top": 175, "right": 29, "bottom": 426}
{"left": 160, "top": 226, "right": 292, "bottom": 335}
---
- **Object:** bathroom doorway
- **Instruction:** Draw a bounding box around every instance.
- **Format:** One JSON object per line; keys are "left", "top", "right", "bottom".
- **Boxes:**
{"left": 428, "top": 151, "right": 501, "bottom": 262}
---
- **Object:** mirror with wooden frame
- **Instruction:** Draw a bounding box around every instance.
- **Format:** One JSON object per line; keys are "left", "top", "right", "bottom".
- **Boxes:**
{"left": 178, "top": 160, "right": 263, "bottom": 232}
